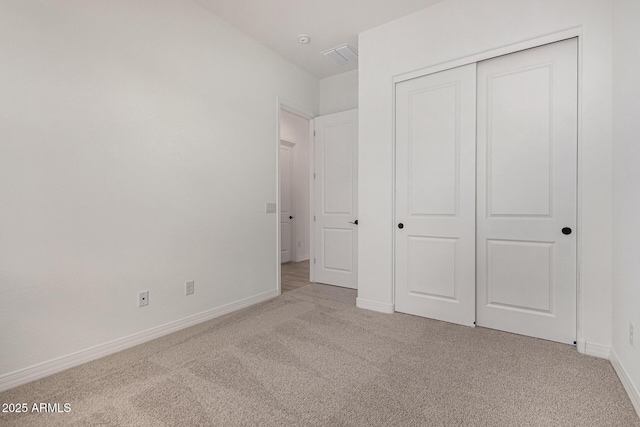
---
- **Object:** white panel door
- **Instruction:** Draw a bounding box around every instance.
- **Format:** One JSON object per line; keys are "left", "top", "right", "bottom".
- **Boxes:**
{"left": 313, "top": 109, "right": 358, "bottom": 289}
{"left": 476, "top": 39, "right": 577, "bottom": 344}
{"left": 395, "top": 64, "right": 477, "bottom": 326}
{"left": 280, "top": 141, "right": 294, "bottom": 264}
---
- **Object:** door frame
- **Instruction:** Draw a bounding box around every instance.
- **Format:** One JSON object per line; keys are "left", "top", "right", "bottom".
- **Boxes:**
{"left": 280, "top": 138, "right": 296, "bottom": 264}
{"left": 276, "top": 98, "right": 314, "bottom": 295}
{"left": 310, "top": 118, "right": 316, "bottom": 283}
{"left": 391, "top": 27, "right": 585, "bottom": 347}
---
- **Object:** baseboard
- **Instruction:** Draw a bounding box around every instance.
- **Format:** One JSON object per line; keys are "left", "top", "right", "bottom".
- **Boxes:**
{"left": 577, "top": 340, "right": 611, "bottom": 359}
{"left": 356, "top": 297, "right": 394, "bottom": 314}
{"left": 295, "top": 254, "right": 310, "bottom": 262}
{"left": 0, "top": 289, "right": 279, "bottom": 392}
{"left": 610, "top": 349, "right": 640, "bottom": 417}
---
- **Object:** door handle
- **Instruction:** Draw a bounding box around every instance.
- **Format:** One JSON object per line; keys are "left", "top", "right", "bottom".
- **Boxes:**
{"left": 562, "top": 227, "right": 572, "bottom": 235}
{"left": 398, "top": 223, "right": 404, "bottom": 229}
{"left": 289, "top": 216, "right": 293, "bottom": 220}
{"left": 349, "top": 220, "right": 358, "bottom": 225}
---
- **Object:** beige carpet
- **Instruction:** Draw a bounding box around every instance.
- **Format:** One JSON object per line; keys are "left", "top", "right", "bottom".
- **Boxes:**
{"left": 1, "top": 284, "right": 638, "bottom": 426}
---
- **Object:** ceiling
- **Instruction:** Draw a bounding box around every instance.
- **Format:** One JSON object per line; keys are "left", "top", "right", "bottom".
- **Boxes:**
{"left": 193, "top": 0, "right": 445, "bottom": 79}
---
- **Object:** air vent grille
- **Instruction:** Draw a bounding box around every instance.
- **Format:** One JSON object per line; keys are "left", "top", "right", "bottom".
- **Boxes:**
{"left": 322, "top": 44, "right": 358, "bottom": 65}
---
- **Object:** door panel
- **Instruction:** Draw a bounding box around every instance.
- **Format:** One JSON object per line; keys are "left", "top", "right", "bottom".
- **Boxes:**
{"left": 408, "top": 83, "right": 458, "bottom": 216}
{"left": 486, "top": 240, "right": 553, "bottom": 313}
{"left": 395, "top": 63, "right": 477, "bottom": 326}
{"left": 476, "top": 38, "right": 577, "bottom": 344}
{"left": 314, "top": 109, "right": 358, "bottom": 289}
{"left": 280, "top": 142, "right": 294, "bottom": 263}
{"left": 323, "top": 228, "right": 353, "bottom": 272}
{"left": 487, "top": 66, "right": 552, "bottom": 216}
{"left": 408, "top": 237, "right": 457, "bottom": 300}
{"left": 323, "top": 124, "right": 353, "bottom": 214}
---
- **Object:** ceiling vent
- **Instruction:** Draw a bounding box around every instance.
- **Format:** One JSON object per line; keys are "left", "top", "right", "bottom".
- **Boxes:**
{"left": 322, "top": 44, "right": 358, "bottom": 66}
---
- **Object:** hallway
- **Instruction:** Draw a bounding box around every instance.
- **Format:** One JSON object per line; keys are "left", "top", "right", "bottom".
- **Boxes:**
{"left": 281, "top": 261, "right": 310, "bottom": 293}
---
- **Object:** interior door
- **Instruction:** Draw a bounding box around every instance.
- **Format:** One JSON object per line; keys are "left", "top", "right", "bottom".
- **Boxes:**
{"left": 313, "top": 109, "right": 358, "bottom": 289}
{"left": 280, "top": 141, "right": 294, "bottom": 264}
{"left": 394, "top": 64, "right": 477, "bottom": 326}
{"left": 476, "top": 38, "right": 578, "bottom": 344}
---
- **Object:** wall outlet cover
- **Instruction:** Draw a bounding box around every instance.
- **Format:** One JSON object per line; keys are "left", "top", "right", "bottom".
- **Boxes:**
{"left": 138, "top": 290, "right": 149, "bottom": 307}
{"left": 186, "top": 280, "right": 195, "bottom": 296}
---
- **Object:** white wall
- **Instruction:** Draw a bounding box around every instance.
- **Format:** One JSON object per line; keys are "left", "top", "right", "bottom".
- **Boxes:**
{"left": 0, "top": 0, "right": 318, "bottom": 378}
{"left": 319, "top": 69, "right": 358, "bottom": 116}
{"left": 612, "top": 0, "right": 640, "bottom": 411}
{"left": 358, "top": 0, "right": 613, "bottom": 350}
{"left": 280, "top": 110, "right": 311, "bottom": 262}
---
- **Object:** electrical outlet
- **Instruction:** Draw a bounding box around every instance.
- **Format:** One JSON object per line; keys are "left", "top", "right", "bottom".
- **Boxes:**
{"left": 185, "top": 280, "right": 195, "bottom": 296}
{"left": 138, "top": 290, "right": 149, "bottom": 307}
{"left": 630, "top": 323, "right": 635, "bottom": 348}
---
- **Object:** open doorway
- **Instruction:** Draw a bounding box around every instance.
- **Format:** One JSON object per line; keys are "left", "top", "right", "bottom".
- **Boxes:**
{"left": 277, "top": 103, "right": 313, "bottom": 294}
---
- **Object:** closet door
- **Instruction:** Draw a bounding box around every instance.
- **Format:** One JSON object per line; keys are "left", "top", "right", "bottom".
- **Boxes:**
{"left": 394, "top": 64, "right": 476, "bottom": 326}
{"left": 476, "top": 39, "right": 578, "bottom": 344}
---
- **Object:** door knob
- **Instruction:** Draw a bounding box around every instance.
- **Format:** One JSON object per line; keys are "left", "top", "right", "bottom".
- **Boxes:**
{"left": 289, "top": 216, "right": 293, "bottom": 219}
{"left": 562, "top": 227, "right": 572, "bottom": 235}
{"left": 349, "top": 220, "right": 359, "bottom": 225}
{"left": 398, "top": 223, "right": 404, "bottom": 229}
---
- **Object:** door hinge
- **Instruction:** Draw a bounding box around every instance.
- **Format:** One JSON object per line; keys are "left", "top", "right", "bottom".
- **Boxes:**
{"left": 313, "top": 215, "right": 316, "bottom": 222}
{"left": 313, "top": 173, "right": 316, "bottom": 179}
{"left": 314, "top": 258, "right": 316, "bottom": 264}
{"left": 314, "top": 130, "right": 316, "bottom": 137}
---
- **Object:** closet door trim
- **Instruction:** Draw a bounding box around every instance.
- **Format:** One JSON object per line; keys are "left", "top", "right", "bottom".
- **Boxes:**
{"left": 393, "top": 27, "right": 581, "bottom": 85}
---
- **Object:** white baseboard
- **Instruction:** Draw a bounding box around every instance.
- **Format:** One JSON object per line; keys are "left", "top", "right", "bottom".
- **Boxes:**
{"left": 0, "top": 289, "right": 279, "bottom": 392}
{"left": 356, "top": 297, "right": 394, "bottom": 314}
{"left": 610, "top": 349, "right": 640, "bottom": 417}
{"left": 295, "top": 254, "right": 310, "bottom": 262}
{"left": 576, "top": 340, "right": 611, "bottom": 359}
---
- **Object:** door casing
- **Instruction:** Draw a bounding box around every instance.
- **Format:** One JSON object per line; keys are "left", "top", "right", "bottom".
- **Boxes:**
{"left": 280, "top": 139, "right": 296, "bottom": 264}
{"left": 276, "top": 100, "right": 314, "bottom": 295}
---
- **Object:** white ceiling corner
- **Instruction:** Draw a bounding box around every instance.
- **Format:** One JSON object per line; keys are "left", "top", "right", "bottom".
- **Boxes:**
{"left": 192, "top": 0, "right": 445, "bottom": 79}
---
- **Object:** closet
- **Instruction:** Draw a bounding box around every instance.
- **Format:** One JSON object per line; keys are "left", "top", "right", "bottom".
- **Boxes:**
{"left": 394, "top": 38, "right": 578, "bottom": 344}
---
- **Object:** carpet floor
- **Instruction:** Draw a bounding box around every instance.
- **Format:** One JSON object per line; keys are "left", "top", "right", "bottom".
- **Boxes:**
{"left": 1, "top": 284, "right": 638, "bottom": 426}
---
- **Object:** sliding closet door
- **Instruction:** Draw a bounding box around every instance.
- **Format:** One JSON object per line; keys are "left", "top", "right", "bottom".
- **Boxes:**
{"left": 476, "top": 39, "right": 578, "bottom": 344}
{"left": 394, "top": 64, "right": 476, "bottom": 326}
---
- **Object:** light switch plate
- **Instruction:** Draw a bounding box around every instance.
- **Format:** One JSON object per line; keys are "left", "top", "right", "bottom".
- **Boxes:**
{"left": 265, "top": 202, "right": 277, "bottom": 213}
